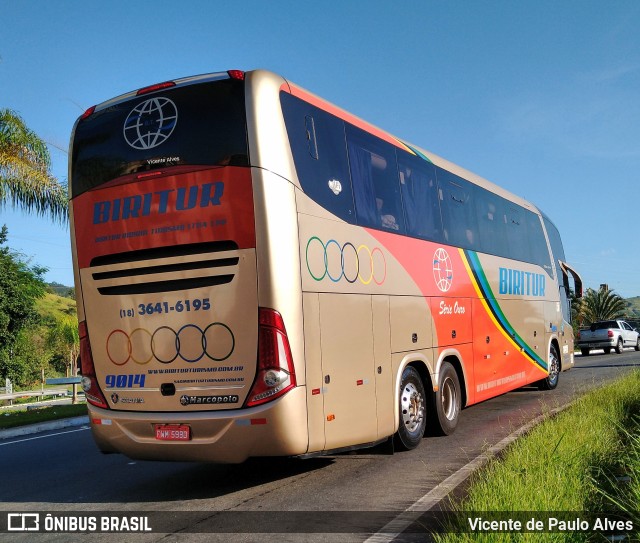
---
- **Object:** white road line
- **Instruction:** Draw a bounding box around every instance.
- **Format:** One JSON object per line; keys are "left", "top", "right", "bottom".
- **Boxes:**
{"left": 0, "top": 426, "right": 90, "bottom": 447}
{"left": 364, "top": 405, "right": 569, "bottom": 543}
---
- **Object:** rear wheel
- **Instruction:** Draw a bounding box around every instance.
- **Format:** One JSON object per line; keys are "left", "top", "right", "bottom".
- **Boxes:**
{"left": 635, "top": 338, "right": 640, "bottom": 352}
{"left": 429, "top": 361, "right": 461, "bottom": 436}
{"left": 615, "top": 337, "right": 624, "bottom": 354}
{"left": 580, "top": 348, "right": 590, "bottom": 356}
{"left": 603, "top": 347, "right": 611, "bottom": 354}
{"left": 394, "top": 366, "right": 426, "bottom": 451}
{"left": 538, "top": 344, "right": 560, "bottom": 390}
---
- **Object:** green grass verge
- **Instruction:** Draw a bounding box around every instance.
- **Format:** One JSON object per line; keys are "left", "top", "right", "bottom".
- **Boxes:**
{"left": 434, "top": 370, "right": 640, "bottom": 542}
{"left": 0, "top": 403, "right": 87, "bottom": 430}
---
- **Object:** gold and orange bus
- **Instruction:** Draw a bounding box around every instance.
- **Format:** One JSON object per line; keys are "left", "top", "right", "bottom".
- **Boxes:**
{"left": 70, "top": 69, "right": 582, "bottom": 462}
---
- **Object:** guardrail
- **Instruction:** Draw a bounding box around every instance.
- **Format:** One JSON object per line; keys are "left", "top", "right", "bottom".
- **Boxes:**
{"left": 0, "top": 377, "right": 83, "bottom": 405}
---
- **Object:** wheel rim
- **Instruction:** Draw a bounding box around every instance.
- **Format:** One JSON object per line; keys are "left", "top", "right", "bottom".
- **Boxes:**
{"left": 548, "top": 350, "right": 559, "bottom": 384}
{"left": 441, "top": 376, "right": 458, "bottom": 421}
{"left": 400, "top": 382, "right": 424, "bottom": 434}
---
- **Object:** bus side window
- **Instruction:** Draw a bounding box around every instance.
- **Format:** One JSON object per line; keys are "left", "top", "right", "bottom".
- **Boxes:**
{"left": 345, "top": 124, "right": 405, "bottom": 233}
{"left": 305, "top": 115, "right": 319, "bottom": 159}
{"left": 280, "top": 92, "right": 355, "bottom": 223}
{"left": 505, "top": 205, "right": 530, "bottom": 262}
{"left": 526, "top": 210, "right": 552, "bottom": 273}
{"left": 475, "top": 187, "right": 507, "bottom": 256}
{"left": 397, "top": 152, "right": 443, "bottom": 241}
{"left": 436, "top": 167, "right": 478, "bottom": 249}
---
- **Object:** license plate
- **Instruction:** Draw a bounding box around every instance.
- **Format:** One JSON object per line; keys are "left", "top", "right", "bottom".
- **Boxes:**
{"left": 155, "top": 424, "right": 191, "bottom": 441}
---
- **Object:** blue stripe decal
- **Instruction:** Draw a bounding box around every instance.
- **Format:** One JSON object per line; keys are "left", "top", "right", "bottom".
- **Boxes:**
{"left": 464, "top": 250, "right": 547, "bottom": 371}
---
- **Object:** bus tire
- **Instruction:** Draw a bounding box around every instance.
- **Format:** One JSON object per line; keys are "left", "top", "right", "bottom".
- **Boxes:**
{"left": 394, "top": 366, "right": 426, "bottom": 451}
{"left": 615, "top": 337, "right": 624, "bottom": 354}
{"left": 538, "top": 344, "right": 560, "bottom": 390}
{"left": 429, "top": 361, "right": 461, "bottom": 436}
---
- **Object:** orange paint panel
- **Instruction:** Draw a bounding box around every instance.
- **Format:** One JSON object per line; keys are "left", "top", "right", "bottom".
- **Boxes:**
{"left": 72, "top": 167, "right": 255, "bottom": 269}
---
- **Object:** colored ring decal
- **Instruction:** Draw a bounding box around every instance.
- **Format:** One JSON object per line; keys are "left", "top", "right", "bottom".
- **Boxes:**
{"left": 177, "top": 324, "right": 206, "bottom": 363}
{"left": 371, "top": 247, "right": 387, "bottom": 285}
{"left": 325, "top": 239, "right": 344, "bottom": 283}
{"left": 203, "top": 322, "right": 235, "bottom": 362}
{"left": 129, "top": 327, "right": 154, "bottom": 365}
{"left": 357, "top": 244, "right": 373, "bottom": 285}
{"left": 306, "top": 237, "right": 386, "bottom": 285}
{"left": 306, "top": 236, "right": 327, "bottom": 281}
{"left": 151, "top": 326, "right": 180, "bottom": 364}
{"left": 342, "top": 242, "right": 359, "bottom": 284}
{"left": 106, "top": 323, "right": 235, "bottom": 366}
{"left": 106, "top": 329, "right": 130, "bottom": 366}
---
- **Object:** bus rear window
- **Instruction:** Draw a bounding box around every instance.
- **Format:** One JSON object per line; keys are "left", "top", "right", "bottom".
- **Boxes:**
{"left": 71, "top": 79, "right": 248, "bottom": 197}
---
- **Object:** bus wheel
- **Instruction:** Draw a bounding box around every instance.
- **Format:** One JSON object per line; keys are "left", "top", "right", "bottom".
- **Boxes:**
{"left": 394, "top": 366, "right": 426, "bottom": 451}
{"left": 538, "top": 344, "right": 560, "bottom": 390}
{"left": 430, "top": 361, "right": 461, "bottom": 436}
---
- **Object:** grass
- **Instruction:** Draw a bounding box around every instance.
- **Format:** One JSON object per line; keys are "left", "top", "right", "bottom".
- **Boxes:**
{"left": 35, "top": 292, "right": 77, "bottom": 322}
{"left": 433, "top": 370, "right": 640, "bottom": 542}
{"left": 0, "top": 403, "right": 87, "bottom": 430}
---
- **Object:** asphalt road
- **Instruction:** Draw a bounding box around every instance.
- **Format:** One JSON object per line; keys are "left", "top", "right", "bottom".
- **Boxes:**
{"left": 1, "top": 349, "right": 639, "bottom": 543}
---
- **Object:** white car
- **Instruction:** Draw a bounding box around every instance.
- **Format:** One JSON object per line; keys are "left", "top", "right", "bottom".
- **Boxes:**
{"left": 577, "top": 320, "right": 640, "bottom": 355}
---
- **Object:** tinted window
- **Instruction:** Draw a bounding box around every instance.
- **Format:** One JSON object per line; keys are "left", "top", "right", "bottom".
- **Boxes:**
{"left": 526, "top": 210, "right": 552, "bottom": 272}
{"left": 503, "top": 204, "right": 528, "bottom": 262}
{"left": 593, "top": 321, "right": 618, "bottom": 330}
{"left": 542, "top": 215, "right": 566, "bottom": 265}
{"left": 475, "top": 187, "right": 508, "bottom": 256}
{"left": 280, "top": 92, "right": 355, "bottom": 222}
{"left": 437, "top": 167, "right": 479, "bottom": 249}
{"left": 397, "top": 151, "right": 443, "bottom": 241}
{"left": 542, "top": 214, "right": 570, "bottom": 317}
{"left": 346, "top": 124, "right": 405, "bottom": 233}
{"left": 72, "top": 79, "right": 248, "bottom": 197}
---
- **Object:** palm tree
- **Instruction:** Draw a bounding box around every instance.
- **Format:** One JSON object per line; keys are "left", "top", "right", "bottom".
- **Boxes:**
{"left": 574, "top": 286, "right": 626, "bottom": 326}
{"left": 0, "top": 108, "right": 68, "bottom": 222}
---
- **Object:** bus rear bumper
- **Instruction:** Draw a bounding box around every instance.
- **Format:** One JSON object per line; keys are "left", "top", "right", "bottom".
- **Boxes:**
{"left": 86, "top": 387, "right": 309, "bottom": 463}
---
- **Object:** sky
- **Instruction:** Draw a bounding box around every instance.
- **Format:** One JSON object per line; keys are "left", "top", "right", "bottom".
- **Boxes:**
{"left": 1, "top": 0, "right": 639, "bottom": 297}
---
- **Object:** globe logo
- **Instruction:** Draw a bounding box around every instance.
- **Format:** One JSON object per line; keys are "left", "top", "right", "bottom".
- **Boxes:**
{"left": 123, "top": 97, "right": 178, "bottom": 150}
{"left": 433, "top": 248, "right": 453, "bottom": 292}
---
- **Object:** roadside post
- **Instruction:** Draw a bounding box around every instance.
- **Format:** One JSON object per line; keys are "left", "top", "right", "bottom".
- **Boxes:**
{"left": 45, "top": 377, "right": 82, "bottom": 404}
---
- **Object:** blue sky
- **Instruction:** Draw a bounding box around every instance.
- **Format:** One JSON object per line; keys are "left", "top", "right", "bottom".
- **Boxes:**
{"left": 1, "top": 1, "right": 639, "bottom": 297}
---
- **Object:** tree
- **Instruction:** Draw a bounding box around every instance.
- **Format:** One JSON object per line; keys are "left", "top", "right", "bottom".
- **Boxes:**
{"left": 0, "top": 108, "right": 67, "bottom": 222}
{"left": 0, "top": 226, "right": 47, "bottom": 385}
{"left": 574, "top": 286, "right": 626, "bottom": 326}
{"left": 46, "top": 315, "right": 79, "bottom": 377}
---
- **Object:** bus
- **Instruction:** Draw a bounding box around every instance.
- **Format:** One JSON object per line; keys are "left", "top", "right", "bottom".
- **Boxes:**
{"left": 70, "top": 69, "right": 582, "bottom": 463}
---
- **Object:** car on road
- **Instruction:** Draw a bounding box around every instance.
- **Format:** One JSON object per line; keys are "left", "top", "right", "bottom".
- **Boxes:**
{"left": 577, "top": 319, "right": 640, "bottom": 356}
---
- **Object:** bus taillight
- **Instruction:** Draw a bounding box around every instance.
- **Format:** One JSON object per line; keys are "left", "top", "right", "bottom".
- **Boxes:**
{"left": 80, "top": 106, "right": 96, "bottom": 120}
{"left": 227, "top": 70, "right": 245, "bottom": 80}
{"left": 246, "top": 308, "right": 297, "bottom": 407}
{"left": 78, "top": 320, "right": 109, "bottom": 409}
{"left": 136, "top": 81, "right": 176, "bottom": 95}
